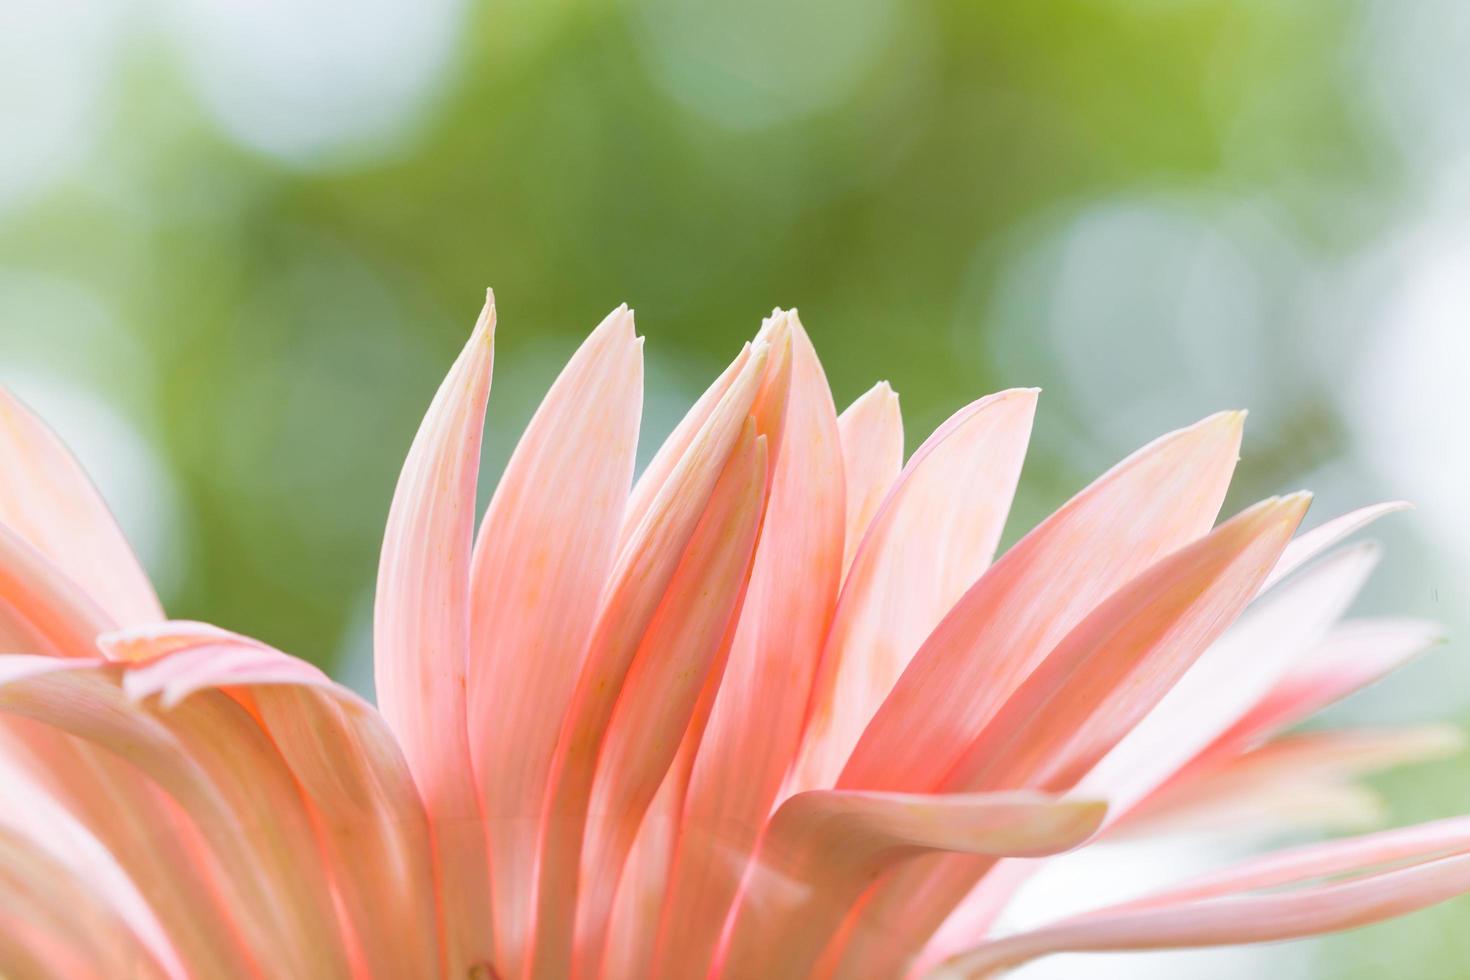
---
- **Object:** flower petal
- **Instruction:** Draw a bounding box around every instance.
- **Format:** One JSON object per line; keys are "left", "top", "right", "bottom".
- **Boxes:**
{"left": 652, "top": 314, "right": 846, "bottom": 980}
{"left": 373, "top": 296, "right": 495, "bottom": 972}
{"left": 0, "top": 759, "right": 183, "bottom": 978}
{"left": 466, "top": 307, "right": 643, "bottom": 967}
{"left": 527, "top": 337, "right": 774, "bottom": 978}
{"left": 1079, "top": 540, "right": 1380, "bottom": 817}
{"left": 720, "top": 791, "right": 1105, "bottom": 979}
{"left": 109, "top": 624, "right": 442, "bottom": 978}
{"left": 932, "top": 817, "right": 1470, "bottom": 977}
{"left": 0, "top": 388, "right": 163, "bottom": 627}
{"left": 0, "top": 522, "right": 115, "bottom": 658}
{"left": 572, "top": 421, "right": 767, "bottom": 977}
{"left": 0, "top": 824, "right": 171, "bottom": 979}
{"left": 841, "top": 411, "right": 1244, "bottom": 795}
{"left": 0, "top": 656, "right": 352, "bottom": 976}
{"left": 790, "top": 388, "right": 1036, "bottom": 795}
{"left": 1119, "top": 726, "right": 1463, "bottom": 838}
{"left": 1220, "top": 617, "right": 1445, "bottom": 752}
{"left": 835, "top": 381, "right": 903, "bottom": 575}
{"left": 825, "top": 494, "right": 1310, "bottom": 979}
{"left": 1263, "top": 500, "right": 1409, "bottom": 592}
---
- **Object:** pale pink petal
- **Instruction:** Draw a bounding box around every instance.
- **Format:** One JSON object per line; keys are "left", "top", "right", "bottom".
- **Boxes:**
{"left": 572, "top": 423, "right": 767, "bottom": 976}
{"left": 619, "top": 335, "right": 762, "bottom": 551}
{"left": 0, "top": 706, "right": 256, "bottom": 973}
{"left": 1262, "top": 500, "right": 1409, "bottom": 593}
{"left": 0, "top": 825, "right": 172, "bottom": 979}
{"left": 372, "top": 296, "right": 495, "bottom": 972}
{"left": 915, "top": 861, "right": 1040, "bottom": 976}
{"left": 652, "top": 314, "right": 846, "bottom": 980}
{"left": 527, "top": 339, "right": 774, "bottom": 978}
{"left": 1120, "top": 726, "right": 1463, "bottom": 839}
{"left": 0, "top": 388, "right": 164, "bottom": 627}
{"left": 0, "top": 522, "right": 116, "bottom": 658}
{"left": 465, "top": 307, "right": 643, "bottom": 968}
{"left": 932, "top": 817, "right": 1470, "bottom": 977}
{"left": 0, "top": 757, "right": 184, "bottom": 978}
{"left": 1080, "top": 540, "right": 1380, "bottom": 817}
{"left": 108, "top": 624, "right": 442, "bottom": 977}
{"left": 0, "top": 657, "right": 352, "bottom": 975}
{"left": 1218, "top": 617, "right": 1445, "bottom": 754}
{"left": 841, "top": 411, "right": 1245, "bottom": 795}
{"left": 949, "top": 493, "right": 1310, "bottom": 793}
{"left": 602, "top": 754, "right": 686, "bottom": 980}
{"left": 720, "top": 791, "right": 1105, "bottom": 979}
{"left": 836, "top": 381, "right": 904, "bottom": 575}
{"left": 824, "top": 494, "right": 1309, "bottom": 980}
{"left": 790, "top": 388, "right": 1036, "bottom": 795}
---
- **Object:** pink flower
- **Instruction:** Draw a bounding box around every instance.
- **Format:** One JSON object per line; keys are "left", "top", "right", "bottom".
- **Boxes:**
{"left": 0, "top": 291, "right": 1463, "bottom": 978}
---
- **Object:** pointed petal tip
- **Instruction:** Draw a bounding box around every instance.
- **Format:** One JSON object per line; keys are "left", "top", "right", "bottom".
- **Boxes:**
{"left": 1281, "top": 490, "right": 1315, "bottom": 513}
{"left": 472, "top": 292, "right": 498, "bottom": 344}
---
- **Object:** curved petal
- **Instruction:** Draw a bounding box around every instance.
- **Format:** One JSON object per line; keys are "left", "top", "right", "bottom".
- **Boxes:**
{"left": 0, "top": 701, "right": 257, "bottom": 974}
{"left": 653, "top": 314, "right": 846, "bottom": 980}
{"left": 571, "top": 422, "right": 767, "bottom": 977}
{"left": 1080, "top": 540, "right": 1379, "bottom": 817}
{"left": 1218, "top": 617, "right": 1446, "bottom": 754}
{"left": 373, "top": 296, "right": 495, "bottom": 972}
{"left": 933, "top": 817, "right": 1470, "bottom": 977}
{"left": 791, "top": 388, "right": 1036, "bottom": 794}
{"left": 109, "top": 624, "right": 442, "bottom": 978}
{"left": 466, "top": 307, "right": 643, "bottom": 968}
{"left": 0, "top": 758, "right": 183, "bottom": 978}
{"left": 1263, "top": 501, "right": 1409, "bottom": 593}
{"left": 527, "top": 337, "right": 774, "bottom": 978}
{"left": 835, "top": 382, "right": 903, "bottom": 575}
{"left": 841, "top": 410, "right": 1245, "bottom": 795}
{"left": 0, "top": 657, "right": 352, "bottom": 976}
{"left": 0, "top": 826, "right": 171, "bottom": 980}
{"left": 0, "top": 522, "right": 115, "bottom": 658}
{"left": 825, "top": 494, "right": 1309, "bottom": 980}
{"left": 720, "top": 791, "right": 1105, "bottom": 979}
{"left": 1119, "top": 726, "right": 1463, "bottom": 838}
{"left": 0, "top": 388, "right": 163, "bottom": 627}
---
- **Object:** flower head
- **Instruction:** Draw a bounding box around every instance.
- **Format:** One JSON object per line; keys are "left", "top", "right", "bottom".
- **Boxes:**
{"left": 0, "top": 292, "right": 1463, "bottom": 978}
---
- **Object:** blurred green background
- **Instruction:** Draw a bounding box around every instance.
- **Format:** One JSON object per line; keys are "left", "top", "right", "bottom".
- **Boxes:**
{"left": 3, "top": 0, "right": 1469, "bottom": 975}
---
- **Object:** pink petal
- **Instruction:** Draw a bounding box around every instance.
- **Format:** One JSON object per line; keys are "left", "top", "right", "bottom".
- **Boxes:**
{"left": 719, "top": 791, "right": 1105, "bottom": 979}
{"left": 602, "top": 765, "right": 685, "bottom": 980}
{"left": 1218, "top": 617, "right": 1445, "bottom": 753}
{"left": 372, "top": 295, "right": 495, "bottom": 972}
{"left": 572, "top": 421, "right": 767, "bottom": 977}
{"left": 0, "top": 686, "right": 257, "bottom": 972}
{"left": 0, "top": 388, "right": 163, "bottom": 627}
{"left": 835, "top": 381, "right": 903, "bottom": 575}
{"left": 652, "top": 314, "right": 847, "bottom": 980}
{"left": 0, "top": 522, "right": 116, "bottom": 658}
{"left": 1121, "top": 726, "right": 1463, "bottom": 839}
{"left": 933, "top": 817, "right": 1470, "bottom": 977}
{"left": 0, "top": 657, "right": 352, "bottom": 975}
{"left": 790, "top": 388, "right": 1036, "bottom": 795}
{"left": 1263, "top": 500, "right": 1409, "bottom": 593}
{"left": 841, "top": 410, "right": 1245, "bottom": 795}
{"left": 528, "top": 337, "right": 775, "bottom": 978}
{"left": 1080, "top": 540, "right": 1380, "bottom": 817}
{"left": 465, "top": 307, "right": 643, "bottom": 968}
{"left": 619, "top": 338, "right": 758, "bottom": 551}
{"left": 0, "top": 760, "right": 183, "bottom": 978}
{"left": 0, "top": 825, "right": 172, "bottom": 979}
{"left": 108, "top": 624, "right": 443, "bottom": 977}
{"left": 827, "top": 489, "right": 1307, "bottom": 979}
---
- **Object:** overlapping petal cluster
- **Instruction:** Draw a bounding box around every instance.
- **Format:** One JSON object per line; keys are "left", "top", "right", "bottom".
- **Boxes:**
{"left": 0, "top": 293, "right": 1463, "bottom": 979}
